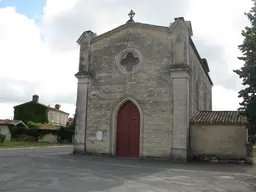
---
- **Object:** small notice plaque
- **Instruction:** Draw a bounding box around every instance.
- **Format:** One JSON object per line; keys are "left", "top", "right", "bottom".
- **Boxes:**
{"left": 96, "top": 131, "right": 103, "bottom": 141}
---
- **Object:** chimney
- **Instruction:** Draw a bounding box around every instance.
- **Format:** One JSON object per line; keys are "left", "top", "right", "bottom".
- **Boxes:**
{"left": 201, "top": 58, "right": 210, "bottom": 73}
{"left": 174, "top": 17, "right": 185, "bottom": 21}
{"left": 55, "top": 104, "right": 61, "bottom": 110}
{"left": 32, "top": 95, "right": 39, "bottom": 103}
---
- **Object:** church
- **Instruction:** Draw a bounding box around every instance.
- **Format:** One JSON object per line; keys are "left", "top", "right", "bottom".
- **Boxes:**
{"left": 73, "top": 11, "right": 214, "bottom": 162}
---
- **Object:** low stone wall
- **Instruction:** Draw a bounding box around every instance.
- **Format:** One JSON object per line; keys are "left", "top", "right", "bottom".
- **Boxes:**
{"left": 0, "top": 125, "right": 11, "bottom": 141}
{"left": 190, "top": 124, "right": 253, "bottom": 164}
{"left": 38, "top": 134, "right": 58, "bottom": 144}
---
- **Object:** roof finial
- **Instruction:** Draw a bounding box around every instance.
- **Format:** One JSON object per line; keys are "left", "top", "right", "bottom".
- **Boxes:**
{"left": 127, "top": 10, "right": 135, "bottom": 23}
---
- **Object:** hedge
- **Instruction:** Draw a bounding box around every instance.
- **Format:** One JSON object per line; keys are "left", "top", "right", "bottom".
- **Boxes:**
{"left": 10, "top": 126, "right": 74, "bottom": 143}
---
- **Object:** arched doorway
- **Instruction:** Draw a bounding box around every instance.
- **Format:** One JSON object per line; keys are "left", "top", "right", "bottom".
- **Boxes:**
{"left": 116, "top": 101, "right": 140, "bottom": 158}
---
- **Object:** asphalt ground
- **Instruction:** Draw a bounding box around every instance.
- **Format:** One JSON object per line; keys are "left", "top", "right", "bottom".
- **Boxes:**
{"left": 1, "top": 146, "right": 256, "bottom": 192}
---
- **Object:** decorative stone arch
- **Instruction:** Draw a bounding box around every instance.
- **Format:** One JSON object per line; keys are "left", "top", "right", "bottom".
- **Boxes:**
{"left": 110, "top": 95, "right": 144, "bottom": 157}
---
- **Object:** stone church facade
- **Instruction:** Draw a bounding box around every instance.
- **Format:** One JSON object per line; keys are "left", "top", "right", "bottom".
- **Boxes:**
{"left": 73, "top": 15, "right": 213, "bottom": 161}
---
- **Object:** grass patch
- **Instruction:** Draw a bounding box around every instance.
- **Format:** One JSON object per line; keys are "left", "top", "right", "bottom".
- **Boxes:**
{"left": 0, "top": 140, "right": 71, "bottom": 149}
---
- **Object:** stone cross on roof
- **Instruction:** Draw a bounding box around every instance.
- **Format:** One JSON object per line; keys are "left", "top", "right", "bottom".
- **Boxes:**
{"left": 127, "top": 10, "right": 135, "bottom": 23}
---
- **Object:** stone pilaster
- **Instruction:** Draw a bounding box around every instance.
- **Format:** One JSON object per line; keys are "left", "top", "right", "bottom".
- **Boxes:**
{"left": 73, "top": 73, "right": 90, "bottom": 154}
{"left": 77, "top": 30, "right": 97, "bottom": 72}
{"left": 73, "top": 30, "right": 96, "bottom": 154}
{"left": 169, "top": 17, "right": 193, "bottom": 162}
{"left": 170, "top": 65, "right": 191, "bottom": 162}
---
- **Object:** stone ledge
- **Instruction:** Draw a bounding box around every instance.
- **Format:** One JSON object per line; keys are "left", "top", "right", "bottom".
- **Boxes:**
{"left": 190, "top": 154, "right": 253, "bottom": 165}
{"left": 141, "top": 156, "right": 171, "bottom": 161}
{"left": 169, "top": 63, "right": 192, "bottom": 73}
{"left": 75, "top": 71, "right": 91, "bottom": 77}
{"left": 72, "top": 151, "right": 192, "bottom": 163}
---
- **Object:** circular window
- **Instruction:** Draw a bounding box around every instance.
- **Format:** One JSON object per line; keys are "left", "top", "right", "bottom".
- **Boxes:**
{"left": 116, "top": 48, "right": 142, "bottom": 75}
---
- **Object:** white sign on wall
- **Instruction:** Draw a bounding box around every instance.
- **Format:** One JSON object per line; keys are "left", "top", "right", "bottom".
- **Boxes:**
{"left": 96, "top": 130, "right": 103, "bottom": 141}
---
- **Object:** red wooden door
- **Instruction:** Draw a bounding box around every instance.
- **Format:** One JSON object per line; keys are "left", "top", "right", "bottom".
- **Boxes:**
{"left": 116, "top": 101, "right": 140, "bottom": 158}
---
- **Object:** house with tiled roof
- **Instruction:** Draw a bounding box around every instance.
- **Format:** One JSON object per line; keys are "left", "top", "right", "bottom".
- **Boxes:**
{"left": 13, "top": 95, "right": 69, "bottom": 126}
{"left": 0, "top": 119, "right": 27, "bottom": 140}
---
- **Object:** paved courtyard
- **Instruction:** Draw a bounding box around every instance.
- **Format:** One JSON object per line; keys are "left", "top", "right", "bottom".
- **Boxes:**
{"left": 1, "top": 146, "right": 256, "bottom": 191}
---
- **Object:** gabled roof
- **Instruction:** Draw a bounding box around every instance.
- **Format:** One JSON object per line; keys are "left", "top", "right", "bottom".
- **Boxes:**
{"left": 88, "top": 22, "right": 170, "bottom": 44}
{"left": 190, "top": 111, "right": 247, "bottom": 125}
{"left": 78, "top": 17, "right": 212, "bottom": 86}
{"left": 14, "top": 102, "right": 69, "bottom": 115}
{"left": 85, "top": 17, "right": 193, "bottom": 44}
{"left": 0, "top": 119, "right": 28, "bottom": 127}
{"left": 38, "top": 103, "right": 70, "bottom": 115}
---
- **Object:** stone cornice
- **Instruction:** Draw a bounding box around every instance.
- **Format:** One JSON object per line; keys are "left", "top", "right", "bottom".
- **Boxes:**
{"left": 91, "top": 22, "right": 170, "bottom": 44}
{"left": 169, "top": 64, "right": 192, "bottom": 74}
{"left": 75, "top": 71, "right": 91, "bottom": 81}
{"left": 77, "top": 30, "right": 97, "bottom": 45}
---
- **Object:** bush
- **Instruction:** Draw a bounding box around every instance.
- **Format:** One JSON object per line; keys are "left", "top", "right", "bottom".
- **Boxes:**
{"left": 56, "top": 126, "right": 74, "bottom": 143}
{"left": 13, "top": 134, "right": 38, "bottom": 142}
{"left": 10, "top": 121, "right": 57, "bottom": 141}
{"left": 249, "top": 135, "right": 256, "bottom": 145}
{"left": 10, "top": 122, "right": 75, "bottom": 143}
{"left": 10, "top": 126, "right": 41, "bottom": 141}
{"left": 27, "top": 121, "right": 55, "bottom": 128}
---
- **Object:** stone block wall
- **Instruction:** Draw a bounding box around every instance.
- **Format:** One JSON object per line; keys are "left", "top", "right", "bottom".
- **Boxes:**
{"left": 189, "top": 42, "right": 212, "bottom": 117}
{"left": 0, "top": 125, "right": 11, "bottom": 141}
{"left": 86, "top": 26, "right": 173, "bottom": 158}
{"left": 74, "top": 18, "right": 212, "bottom": 161}
{"left": 190, "top": 124, "right": 248, "bottom": 160}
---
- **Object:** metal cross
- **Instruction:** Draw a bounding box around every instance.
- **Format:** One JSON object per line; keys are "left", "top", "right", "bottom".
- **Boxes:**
{"left": 128, "top": 10, "right": 135, "bottom": 20}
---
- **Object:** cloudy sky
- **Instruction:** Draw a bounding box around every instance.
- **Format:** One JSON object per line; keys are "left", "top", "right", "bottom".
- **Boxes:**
{"left": 0, "top": 0, "right": 253, "bottom": 119}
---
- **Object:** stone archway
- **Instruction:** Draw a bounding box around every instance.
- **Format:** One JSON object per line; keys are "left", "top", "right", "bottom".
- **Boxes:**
{"left": 116, "top": 101, "right": 140, "bottom": 158}
{"left": 110, "top": 96, "right": 143, "bottom": 158}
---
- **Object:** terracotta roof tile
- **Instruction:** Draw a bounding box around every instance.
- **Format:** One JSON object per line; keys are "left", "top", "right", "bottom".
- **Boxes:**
{"left": 0, "top": 119, "right": 21, "bottom": 125}
{"left": 190, "top": 111, "right": 247, "bottom": 125}
{"left": 39, "top": 103, "right": 69, "bottom": 115}
{"left": 38, "top": 125, "right": 60, "bottom": 130}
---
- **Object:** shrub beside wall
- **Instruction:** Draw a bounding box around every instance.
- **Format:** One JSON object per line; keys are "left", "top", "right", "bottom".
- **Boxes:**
{"left": 10, "top": 123, "right": 75, "bottom": 143}
{"left": 56, "top": 126, "right": 74, "bottom": 143}
{"left": 10, "top": 127, "right": 40, "bottom": 140}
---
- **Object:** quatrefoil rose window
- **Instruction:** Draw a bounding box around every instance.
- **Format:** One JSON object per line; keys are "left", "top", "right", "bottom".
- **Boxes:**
{"left": 116, "top": 48, "right": 142, "bottom": 75}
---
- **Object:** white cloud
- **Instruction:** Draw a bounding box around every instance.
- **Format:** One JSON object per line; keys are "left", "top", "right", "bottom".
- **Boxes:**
{"left": 0, "top": 103, "right": 15, "bottom": 120}
{"left": 0, "top": 6, "right": 77, "bottom": 119}
{"left": 0, "top": 0, "right": 253, "bottom": 119}
{"left": 212, "top": 85, "right": 242, "bottom": 111}
{"left": 187, "top": 0, "right": 252, "bottom": 70}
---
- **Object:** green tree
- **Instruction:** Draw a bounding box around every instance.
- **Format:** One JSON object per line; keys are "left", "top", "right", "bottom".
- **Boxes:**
{"left": 27, "top": 121, "right": 55, "bottom": 128}
{"left": 234, "top": 1, "right": 256, "bottom": 135}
